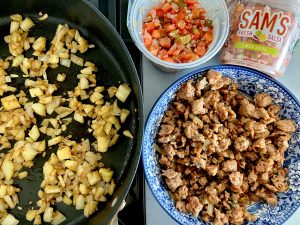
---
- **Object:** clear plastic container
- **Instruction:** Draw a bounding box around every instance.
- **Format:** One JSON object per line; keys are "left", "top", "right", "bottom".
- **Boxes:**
{"left": 220, "top": 0, "right": 300, "bottom": 77}
{"left": 127, "top": 0, "right": 229, "bottom": 72}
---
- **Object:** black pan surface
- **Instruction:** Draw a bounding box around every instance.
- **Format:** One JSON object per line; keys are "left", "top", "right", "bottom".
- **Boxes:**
{"left": 0, "top": 0, "right": 143, "bottom": 224}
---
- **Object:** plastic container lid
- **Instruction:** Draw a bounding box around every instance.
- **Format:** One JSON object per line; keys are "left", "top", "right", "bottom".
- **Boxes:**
{"left": 220, "top": 0, "right": 300, "bottom": 77}
{"left": 127, "top": 0, "right": 230, "bottom": 72}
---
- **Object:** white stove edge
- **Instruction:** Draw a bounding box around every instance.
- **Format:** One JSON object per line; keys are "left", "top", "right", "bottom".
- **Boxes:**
{"left": 143, "top": 45, "right": 300, "bottom": 225}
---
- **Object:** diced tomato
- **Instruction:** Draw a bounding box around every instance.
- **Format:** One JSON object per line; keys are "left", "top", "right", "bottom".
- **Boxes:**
{"left": 144, "top": 22, "right": 155, "bottom": 33}
{"left": 156, "top": 9, "right": 164, "bottom": 18}
{"left": 167, "top": 43, "right": 177, "bottom": 55}
{"left": 203, "top": 31, "right": 213, "bottom": 43}
{"left": 148, "top": 9, "right": 157, "bottom": 17}
{"left": 153, "top": 21, "right": 161, "bottom": 28}
{"left": 192, "top": 9, "right": 201, "bottom": 18}
{"left": 149, "top": 46, "right": 159, "bottom": 56}
{"left": 200, "top": 8, "right": 206, "bottom": 15}
{"left": 143, "top": 31, "right": 153, "bottom": 47}
{"left": 158, "top": 49, "right": 168, "bottom": 59}
{"left": 186, "top": 53, "right": 199, "bottom": 62}
{"left": 177, "top": 20, "right": 186, "bottom": 30}
{"left": 194, "top": 19, "right": 201, "bottom": 26}
{"left": 172, "top": 19, "right": 177, "bottom": 25}
{"left": 180, "top": 50, "right": 199, "bottom": 62}
{"left": 186, "top": 0, "right": 196, "bottom": 5}
{"left": 152, "top": 29, "right": 161, "bottom": 39}
{"left": 164, "top": 17, "right": 172, "bottom": 23}
{"left": 170, "top": 9, "right": 177, "bottom": 14}
{"left": 195, "top": 45, "right": 206, "bottom": 56}
{"left": 177, "top": 43, "right": 185, "bottom": 51}
{"left": 164, "top": 23, "right": 176, "bottom": 33}
{"left": 161, "top": 2, "right": 172, "bottom": 12}
{"left": 159, "top": 29, "right": 166, "bottom": 37}
{"left": 200, "top": 14, "right": 206, "bottom": 20}
{"left": 180, "top": 29, "right": 188, "bottom": 35}
{"left": 186, "top": 23, "right": 193, "bottom": 30}
{"left": 187, "top": 5, "right": 195, "bottom": 10}
{"left": 198, "top": 40, "right": 206, "bottom": 47}
{"left": 172, "top": 49, "right": 181, "bottom": 56}
{"left": 159, "top": 37, "right": 171, "bottom": 48}
{"left": 177, "top": 9, "right": 186, "bottom": 21}
{"left": 163, "top": 57, "right": 174, "bottom": 63}
{"left": 192, "top": 34, "right": 201, "bottom": 40}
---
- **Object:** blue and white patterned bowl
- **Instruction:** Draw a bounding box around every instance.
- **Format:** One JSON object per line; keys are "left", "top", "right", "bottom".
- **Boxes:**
{"left": 143, "top": 65, "right": 300, "bottom": 225}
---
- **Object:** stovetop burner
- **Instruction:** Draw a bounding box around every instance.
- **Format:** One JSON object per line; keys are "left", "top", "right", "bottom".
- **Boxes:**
{"left": 87, "top": 1, "right": 145, "bottom": 224}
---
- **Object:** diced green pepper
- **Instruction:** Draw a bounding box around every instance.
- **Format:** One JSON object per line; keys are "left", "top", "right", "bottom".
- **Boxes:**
{"left": 169, "top": 29, "right": 179, "bottom": 37}
{"left": 178, "top": 0, "right": 187, "bottom": 7}
{"left": 205, "top": 19, "right": 213, "bottom": 28}
{"left": 176, "top": 34, "right": 191, "bottom": 45}
{"left": 192, "top": 27, "right": 200, "bottom": 35}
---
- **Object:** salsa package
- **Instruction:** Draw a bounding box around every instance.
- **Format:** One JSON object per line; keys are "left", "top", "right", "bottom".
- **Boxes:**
{"left": 220, "top": 0, "right": 300, "bottom": 77}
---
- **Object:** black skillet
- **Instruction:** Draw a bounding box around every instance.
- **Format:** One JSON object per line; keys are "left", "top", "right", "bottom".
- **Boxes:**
{"left": 0, "top": 0, "right": 143, "bottom": 224}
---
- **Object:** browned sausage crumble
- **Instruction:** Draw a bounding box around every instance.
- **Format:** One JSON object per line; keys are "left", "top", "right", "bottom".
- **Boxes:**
{"left": 156, "top": 70, "right": 296, "bottom": 225}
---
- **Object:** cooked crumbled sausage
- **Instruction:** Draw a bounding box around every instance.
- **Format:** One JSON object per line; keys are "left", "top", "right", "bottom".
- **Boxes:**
{"left": 239, "top": 100, "right": 256, "bottom": 118}
{"left": 163, "top": 169, "right": 178, "bottom": 179}
{"left": 158, "top": 136, "right": 171, "bottom": 144}
{"left": 156, "top": 70, "right": 295, "bottom": 225}
{"left": 234, "top": 136, "right": 250, "bottom": 151}
{"left": 256, "top": 188, "right": 278, "bottom": 205}
{"left": 205, "top": 185, "right": 218, "bottom": 195}
{"left": 185, "top": 196, "right": 203, "bottom": 217}
{"left": 191, "top": 98, "right": 207, "bottom": 115}
{"left": 207, "top": 164, "right": 219, "bottom": 176}
{"left": 199, "top": 176, "right": 208, "bottom": 186}
{"left": 214, "top": 208, "right": 229, "bottom": 225}
{"left": 184, "top": 123, "right": 200, "bottom": 140}
{"left": 207, "top": 70, "right": 222, "bottom": 85}
{"left": 208, "top": 194, "right": 221, "bottom": 205}
{"left": 158, "top": 124, "right": 174, "bottom": 136}
{"left": 252, "top": 138, "right": 266, "bottom": 149}
{"left": 176, "top": 200, "right": 187, "bottom": 212}
{"left": 163, "top": 169, "right": 183, "bottom": 192}
{"left": 222, "top": 160, "right": 237, "bottom": 172}
{"left": 174, "top": 102, "right": 186, "bottom": 114}
{"left": 254, "top": 108, "right": 270, "bottom": 120}
{"left": 177, "top": 80, "right": 195, "bottom": 102}
{"left": 248, "top": 170, "right": 258, "bottom": 183}
{"left": 164, "top": 144, "right": 175, "bottom": 161}
{"left": 273, "top": 181, "right": 288, "bottom": 192}
{"left": 216, "top": 102, "right": 228, "bottom": 121}
{"left": 204, "top": 90, "right": 221, "bottom": 106}
{"left": 229, "top": 207, "right": 245, "bottom": 225}
{"left": 275, "top": 119, "right": 296, "bottom": 133}
{"left": 229, "top": 171, "right": 243, "bottom": 187}
{"left": 177, "top": 185, "right": 189, "bottom": 199}
{"left": 264, "top": 184, "right": 278, "bottom": 192}
{"left": 267, "top": 104, "right": 281, "bottom": 115}
{"left": 256, "top": 159, "right": 274, "bottom": 173}
{"left": 254, "top": 93, "right": 273, "bottom": 108}
{"left": 159, "top": 155, "right": 171, "bottom": 167}
{"left": 196, "top": 78, "right": 208, "bottom": 92}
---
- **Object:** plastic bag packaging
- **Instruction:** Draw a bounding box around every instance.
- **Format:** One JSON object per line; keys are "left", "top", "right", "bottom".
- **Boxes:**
{"left": 220, "top": 0, "right": 300, "bottom": 77}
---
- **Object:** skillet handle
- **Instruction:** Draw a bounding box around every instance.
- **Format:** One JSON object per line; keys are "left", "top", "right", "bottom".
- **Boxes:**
{"left": 108, "top": 200, "right": 126, "bottom": 225}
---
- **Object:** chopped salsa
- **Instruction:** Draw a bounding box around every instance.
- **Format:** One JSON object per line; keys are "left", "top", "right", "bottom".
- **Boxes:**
{"left": 142, "top": 0, "right": 213, "bottom": 63}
